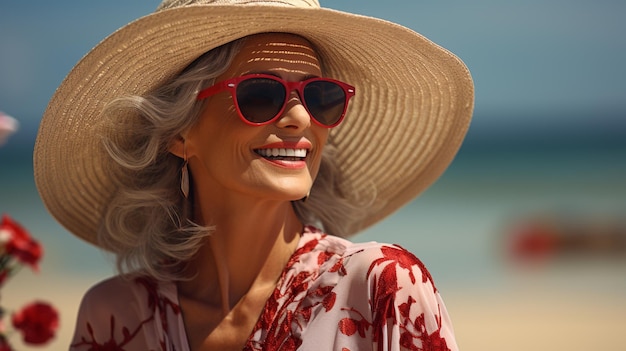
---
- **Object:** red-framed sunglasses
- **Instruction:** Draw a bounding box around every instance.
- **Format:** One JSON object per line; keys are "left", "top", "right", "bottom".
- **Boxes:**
{"left": 197, "top": 74, "right": 355, "bottom": 128}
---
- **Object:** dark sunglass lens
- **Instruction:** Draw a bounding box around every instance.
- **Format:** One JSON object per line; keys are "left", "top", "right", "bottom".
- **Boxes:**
{"left": 236, "top": 78, "right": 285, "bottom": 123}
{"left": 303, "top": 81, "right": 346, "bottom": 126}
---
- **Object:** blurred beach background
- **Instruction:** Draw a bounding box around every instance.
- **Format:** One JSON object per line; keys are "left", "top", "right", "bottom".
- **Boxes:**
{"left": 1, "top": 0, "right": 625, "bottom": 350}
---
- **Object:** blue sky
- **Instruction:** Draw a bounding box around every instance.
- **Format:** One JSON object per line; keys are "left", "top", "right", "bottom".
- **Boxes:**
{"left": 1, "top": 0, "right": 625, "bottom": 139}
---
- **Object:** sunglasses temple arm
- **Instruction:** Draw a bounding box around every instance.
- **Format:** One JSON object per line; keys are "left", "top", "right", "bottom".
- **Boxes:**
{"left": 197, "top": 81, "right": 232, "bottom": 100}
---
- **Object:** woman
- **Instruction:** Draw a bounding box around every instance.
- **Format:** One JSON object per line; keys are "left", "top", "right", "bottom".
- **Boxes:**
{"left": 35, "top": 0, "right": 473, "bottom": 350}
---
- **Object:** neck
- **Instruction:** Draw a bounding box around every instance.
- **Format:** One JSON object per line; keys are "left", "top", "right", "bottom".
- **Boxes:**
{"left": 179, "top": 196, "right": 303, "bottom": 315}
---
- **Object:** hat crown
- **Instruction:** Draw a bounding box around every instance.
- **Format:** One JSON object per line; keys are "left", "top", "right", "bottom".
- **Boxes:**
{"left": 157, "top": 0, "right": 320, "bottom": 11}
{"left": 36, "top": 0, "right": 474, "bottom": 245}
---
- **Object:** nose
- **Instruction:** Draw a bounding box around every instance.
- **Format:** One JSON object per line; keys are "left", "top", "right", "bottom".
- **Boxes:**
{"left": 274, "top": 91, "right": 311, "bottom": 130}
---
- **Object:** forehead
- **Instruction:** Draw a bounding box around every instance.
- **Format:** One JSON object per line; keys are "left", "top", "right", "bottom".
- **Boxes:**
{"left": 225, "top": 33, "right": 322, "bottom": 78}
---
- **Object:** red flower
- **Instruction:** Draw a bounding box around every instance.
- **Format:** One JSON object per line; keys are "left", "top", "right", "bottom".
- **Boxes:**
{"left": 0, "top": 215, "right": 43, "bottom": 271}
{"left": 11, "top": 301, "right": 59, "bottom": 345}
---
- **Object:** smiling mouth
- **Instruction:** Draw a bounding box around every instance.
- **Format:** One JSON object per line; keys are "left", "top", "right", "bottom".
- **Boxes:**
{"left": 254, "top": 148, "right": 308, "bottom": 161}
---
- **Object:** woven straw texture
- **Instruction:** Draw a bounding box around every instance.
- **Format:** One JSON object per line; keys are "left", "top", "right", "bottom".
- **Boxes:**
{"left": 34, "top": 0, "right": 474, "bottom": 245}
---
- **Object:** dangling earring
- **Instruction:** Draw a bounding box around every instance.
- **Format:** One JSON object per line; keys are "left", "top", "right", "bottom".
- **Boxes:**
{"left": 180, "top": 144, "right": 189, "bottom": 198}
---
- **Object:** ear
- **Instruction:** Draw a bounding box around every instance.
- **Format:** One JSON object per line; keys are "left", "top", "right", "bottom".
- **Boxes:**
{"left": 168, "top": 135, "right": 186, "bottom": 159}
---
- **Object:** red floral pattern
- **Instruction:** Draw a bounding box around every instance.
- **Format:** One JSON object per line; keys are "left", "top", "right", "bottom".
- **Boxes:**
{"left": 71, "top": 227, "right": 457, "bottom": 350}
{"left": 71, "top": 277, "right": 182, "bottom": 350}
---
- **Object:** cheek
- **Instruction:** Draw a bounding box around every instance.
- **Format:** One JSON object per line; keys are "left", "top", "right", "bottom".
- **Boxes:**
{"left": 187, "top": 113, "right": 236, "bottom": 160}
{"left": 310, "top": 130, "right": 330, "bottom": 175}
{"left": 200, "top": 93, "right": 239, "bottom": 126}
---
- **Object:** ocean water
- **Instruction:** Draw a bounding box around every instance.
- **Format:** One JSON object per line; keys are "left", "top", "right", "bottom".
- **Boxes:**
{"left": 2, "top": 123, "right": 626, "bottom": 350}
{"left": 2, "top": 126, "right": 625, "bottom": 294}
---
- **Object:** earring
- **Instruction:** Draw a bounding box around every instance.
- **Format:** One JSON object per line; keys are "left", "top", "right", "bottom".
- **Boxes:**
{"left": 180, "top": 144, "right": 189, "bottom": 198}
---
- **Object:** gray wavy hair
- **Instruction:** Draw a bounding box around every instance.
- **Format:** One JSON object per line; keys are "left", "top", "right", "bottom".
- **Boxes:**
{"left": 98, "top": 35, "right": 364, "bottom": 281}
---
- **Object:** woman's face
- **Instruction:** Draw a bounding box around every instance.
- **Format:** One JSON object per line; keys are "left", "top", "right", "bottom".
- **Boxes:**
{"left": 185, "top": 33, "right": 329, "bottom": 203}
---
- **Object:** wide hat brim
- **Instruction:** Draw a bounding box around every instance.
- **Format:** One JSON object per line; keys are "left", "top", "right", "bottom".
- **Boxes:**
{"left": 34, "top": 4, "right": 474, "bottom": 246}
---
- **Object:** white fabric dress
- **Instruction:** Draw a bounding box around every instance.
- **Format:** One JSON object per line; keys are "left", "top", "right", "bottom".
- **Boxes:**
{"left": 70, "top": 226, "right": 458, "bottom": 350}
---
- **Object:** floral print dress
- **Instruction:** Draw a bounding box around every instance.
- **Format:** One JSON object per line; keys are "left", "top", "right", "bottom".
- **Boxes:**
{"left": 71, "top": 226, "right": 458, "bottom": 350}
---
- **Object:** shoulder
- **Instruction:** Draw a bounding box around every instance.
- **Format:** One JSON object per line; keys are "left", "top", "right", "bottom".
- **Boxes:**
{"left": 339, "top": 243, "right": 457, "bottom": 350}
{"left": 79, "top": 275, "right": 159, "bottom": 308}
{"left": 83, "top": 275, "right": 140, "bottom": 298}
{"left": 75, "top": 276, "right": 142, "bottom": 332}
{"left": 77, "top": 274, "right": 178, "bottom": 321}
{"left": 340, "top": 239, "right": 438, "bottom": 293}
{"left": 78, "top": 276, "right": 134, "bottom": 313}
{"left": 304, "top": 227, "right": 437, "bottom": 292}
{"left": 363, "top": 243, "right": 436, "bottom": 290}
{"left": 71, "top": 275, "right": 178, "bottom": 349}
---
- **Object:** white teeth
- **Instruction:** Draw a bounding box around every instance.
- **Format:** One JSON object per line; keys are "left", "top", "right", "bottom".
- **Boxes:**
{"left": 256, "top": 148, "right": 308, "bottom": 158}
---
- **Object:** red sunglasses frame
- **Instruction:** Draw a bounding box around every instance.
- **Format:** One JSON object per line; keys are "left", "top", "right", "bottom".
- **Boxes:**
{"left": 196, "top": 73, "right": 355, "bottom": 128}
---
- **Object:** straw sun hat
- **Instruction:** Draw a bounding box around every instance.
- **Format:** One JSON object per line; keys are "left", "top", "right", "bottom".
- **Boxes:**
{"left": 34, "top": 0, "right": 474, "bottom": 246}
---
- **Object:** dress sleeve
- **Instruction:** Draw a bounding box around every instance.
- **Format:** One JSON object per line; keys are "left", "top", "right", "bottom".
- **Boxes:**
{"left": 365, "top": 244, "right": 459, "bottom": 351}
{"left": 69, "top": 276, "right": 168, "bottom": 351}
